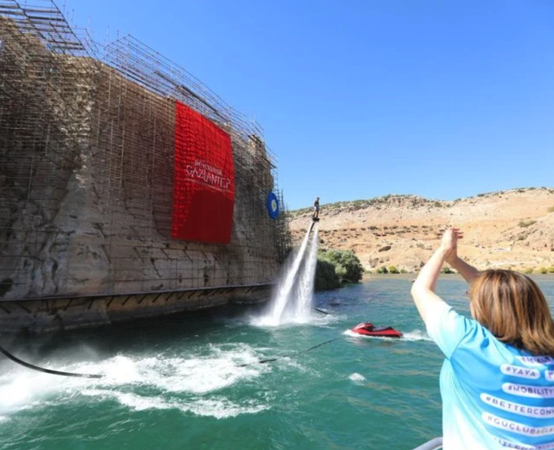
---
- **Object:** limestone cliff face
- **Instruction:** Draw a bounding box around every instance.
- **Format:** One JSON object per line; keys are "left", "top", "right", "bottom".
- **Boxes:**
{"left": 289, "top": 189, "right": 554, "bottom": 273}
{"left": 0, "top": 20, "right": 289, "bottom": 302}
{"left": 0, "top": 16, "right": 98, "bottom": 299}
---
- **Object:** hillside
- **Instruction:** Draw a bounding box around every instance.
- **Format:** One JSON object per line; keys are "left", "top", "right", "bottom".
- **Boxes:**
{"left": 288, "top": 188, "right": 554, "bottom": 273}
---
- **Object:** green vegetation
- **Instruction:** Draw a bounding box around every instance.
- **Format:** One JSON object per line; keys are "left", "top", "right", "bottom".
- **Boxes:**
{"left": 524, "top": 268, "right": 533, "bottom": 274}
{"left": 315, "top": 249, "right": 364, "bottom": 290}
{"left": 321, "top": 249, "right": 364, "bottom": 282}
{"left": 548, "top": 206, "right": 554, "bottom": 213}
{"left": 387, "top": 265, "right": 399, "bottom": 274}
{"left": 315, "top": 259, "right": 341, "bottom": 291}
{"left": 441, "top": 266, "right": 454, "bottom": 274}
{"left": 547, "top": 266, "right": 554, "bottom": 274}
{"left": 518, "top": 220, "right": 536, "bottom": 228}
{"left": 538, "top": 267, "right": 548, "bottom": 275}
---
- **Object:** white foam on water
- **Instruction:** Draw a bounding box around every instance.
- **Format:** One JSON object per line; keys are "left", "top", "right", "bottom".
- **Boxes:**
{"left": 188, "top": 398, "right": 268, "bottom": 419}
{"left": 0, "top": 370, "right": 67, "bottom": 415}
{"left": 275, "top": 356, "right": 308, "bottom": 373}
{"left": 402, "top": 330, "right": 432, "bottom": 342}
{"left": 81, "top": 389, "right": 169, "bottom": 411}
{"left": 0, "top": 343, "right": 272, "bottom": 419}
{"left": 349, "top": 373, "right": 366, "bottom": 383}
{"left": 80, "top": 390, "right": 268, "bottom": 419}
{"left": 343, "top": 329, "right": 366, "bottom": 338}
{"left": 251, "top": 311, "right": 340, "bottom": 331}
{"left": 91, "top": 344, "right": 267, "bottom": 395}
{"left": 311, "top": 313, "right": 345, "bottom": 327}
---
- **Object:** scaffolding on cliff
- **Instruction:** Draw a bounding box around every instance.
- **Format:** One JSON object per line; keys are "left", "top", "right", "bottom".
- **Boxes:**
{"left": 0, "top": 0, "right": 293, "bottom": 303}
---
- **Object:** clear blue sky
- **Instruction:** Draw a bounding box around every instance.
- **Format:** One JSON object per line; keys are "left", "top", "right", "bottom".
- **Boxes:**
{"left": 68, "top": 0, "right": 554, "bottom": 210}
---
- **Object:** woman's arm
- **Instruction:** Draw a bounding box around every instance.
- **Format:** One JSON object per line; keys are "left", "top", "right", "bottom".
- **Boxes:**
{"left": 447, "top": 256, "right": 480, "bottom": 284}
{"left": 411, "top": 228, "right": 462, "bottom": 323}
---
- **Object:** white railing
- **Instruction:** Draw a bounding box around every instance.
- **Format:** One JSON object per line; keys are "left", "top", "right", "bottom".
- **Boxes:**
{"left": 411, "top": 437, "right": 443, "bottom": 450}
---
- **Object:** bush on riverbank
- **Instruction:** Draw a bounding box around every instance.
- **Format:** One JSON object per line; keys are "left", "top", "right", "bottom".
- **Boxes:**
{"left": 315, "top": 259, "right": 341, "bottom": 291}
{"left": 316, "top": 250, "right": 364, "bottom": 289}
{"left": 315, "top": 249, "right": 364, "bottom": 291}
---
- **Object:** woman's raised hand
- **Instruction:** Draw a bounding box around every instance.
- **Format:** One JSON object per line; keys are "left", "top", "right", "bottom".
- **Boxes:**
{"left": 440, "top": 228, "right": 463, "bottom": 264}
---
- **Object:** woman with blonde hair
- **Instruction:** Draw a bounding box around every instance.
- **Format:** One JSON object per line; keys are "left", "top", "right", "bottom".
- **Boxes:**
{"left": 411, "top": 228, "right": 554, "bottom": 450}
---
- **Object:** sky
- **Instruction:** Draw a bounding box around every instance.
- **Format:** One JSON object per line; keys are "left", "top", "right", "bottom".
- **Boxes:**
{"left": 67, "top": 0, "right": 554, "bottom": 210}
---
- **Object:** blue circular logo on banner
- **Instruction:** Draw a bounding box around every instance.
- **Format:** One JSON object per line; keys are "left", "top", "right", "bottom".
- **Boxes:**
{"left": 267, "top": 192, "right": 279, "bottom": 219}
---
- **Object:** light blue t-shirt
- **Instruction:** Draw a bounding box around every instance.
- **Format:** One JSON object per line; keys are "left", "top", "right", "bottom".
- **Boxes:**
{"left": 426, "top": 302, "right": 554, "bottom": 450}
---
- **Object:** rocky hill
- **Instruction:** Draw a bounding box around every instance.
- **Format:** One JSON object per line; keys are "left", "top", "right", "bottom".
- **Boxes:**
{"left": 288, "top": 188, "right": 554, "bottom": 273}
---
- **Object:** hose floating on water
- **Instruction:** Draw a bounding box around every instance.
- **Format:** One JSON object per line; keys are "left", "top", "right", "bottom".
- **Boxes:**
{"left": 241, "top": 337, "right": 340, "bottom": 367}
{"left": 0, "top": 344, "right": 104, "bottom": 379}
{"left": 0, "top": 336, "right": 340, "bottom": 377}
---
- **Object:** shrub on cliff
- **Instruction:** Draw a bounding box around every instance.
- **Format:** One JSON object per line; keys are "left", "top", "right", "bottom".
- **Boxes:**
{"left": 318, "top": 249, "right": 364, "bottom": 283}
{"left": 519, "top": 220, "right": 536, "bottom": 228}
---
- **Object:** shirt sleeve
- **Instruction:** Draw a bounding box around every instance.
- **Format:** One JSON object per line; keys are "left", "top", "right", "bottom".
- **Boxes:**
{"left": 425, "top": 302, "right": 477, "bottom": 359}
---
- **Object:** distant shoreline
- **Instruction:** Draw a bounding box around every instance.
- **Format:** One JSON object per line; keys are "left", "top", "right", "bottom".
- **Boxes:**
{"left": 362, "top": 273, "right": 554, "bottom": 281}
{"left": 291, "top": 188, "right": 554, "bottom": 276}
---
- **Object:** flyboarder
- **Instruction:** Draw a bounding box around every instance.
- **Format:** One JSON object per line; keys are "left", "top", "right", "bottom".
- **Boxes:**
{"left": 313, "top": 197, "right": 320, "bottom": 221}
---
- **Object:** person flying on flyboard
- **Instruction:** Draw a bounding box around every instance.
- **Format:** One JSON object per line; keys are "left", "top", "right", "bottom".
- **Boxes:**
{"left": 313, "top": 197, "right": 320, "bottom": 221}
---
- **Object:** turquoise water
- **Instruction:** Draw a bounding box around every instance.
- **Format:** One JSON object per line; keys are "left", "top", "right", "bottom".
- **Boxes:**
{"left": 1, "top": 276, "right": 553, "bottom": 450}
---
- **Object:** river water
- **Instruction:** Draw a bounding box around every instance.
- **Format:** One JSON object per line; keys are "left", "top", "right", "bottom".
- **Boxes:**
{"left": 1, "top": 276, "right": 553, "bottom": 450}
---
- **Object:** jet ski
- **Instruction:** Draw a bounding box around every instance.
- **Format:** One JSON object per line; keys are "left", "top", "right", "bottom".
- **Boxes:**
{"left": 350, "top": 322, "right": 403, "bottom": 338}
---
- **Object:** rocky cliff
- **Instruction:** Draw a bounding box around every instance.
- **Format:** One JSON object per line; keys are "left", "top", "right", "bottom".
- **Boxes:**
{"left": 289, "top": 188, "right": 554, "bottom": 273}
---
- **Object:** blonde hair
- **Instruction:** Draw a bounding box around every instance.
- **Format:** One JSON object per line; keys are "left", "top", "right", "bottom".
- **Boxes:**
{"left": 469, "top": 270, "right": 554, "bottom": 356}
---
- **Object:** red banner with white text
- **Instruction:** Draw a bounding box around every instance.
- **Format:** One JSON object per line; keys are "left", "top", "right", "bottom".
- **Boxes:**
{"left": 172, "top": 101, "right": 235, "bottom": 244}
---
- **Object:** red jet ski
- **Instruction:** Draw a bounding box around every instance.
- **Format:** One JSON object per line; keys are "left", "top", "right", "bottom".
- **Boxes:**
{"left": 351, "top": 322, "right": 403, "bottom": 339}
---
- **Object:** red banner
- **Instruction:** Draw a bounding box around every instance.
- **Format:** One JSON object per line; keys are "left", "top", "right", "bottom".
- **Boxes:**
{"left": 172, "top": 101, "right": 235, "bottom": 244}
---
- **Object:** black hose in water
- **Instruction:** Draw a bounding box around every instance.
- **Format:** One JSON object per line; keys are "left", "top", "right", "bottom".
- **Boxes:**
{"left": 241, "top": 337, "right": 340, "bottom": 367}
{"left": 0, "top": 335, "right": 340, "bottom": 376}
{"left": 0, "top": 344, "right": 104, "bottom": 379}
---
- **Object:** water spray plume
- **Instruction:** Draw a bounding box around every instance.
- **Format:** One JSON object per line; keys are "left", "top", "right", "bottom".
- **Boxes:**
{"left": 257, "top": 223, "right": 319, "bottom": 326}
